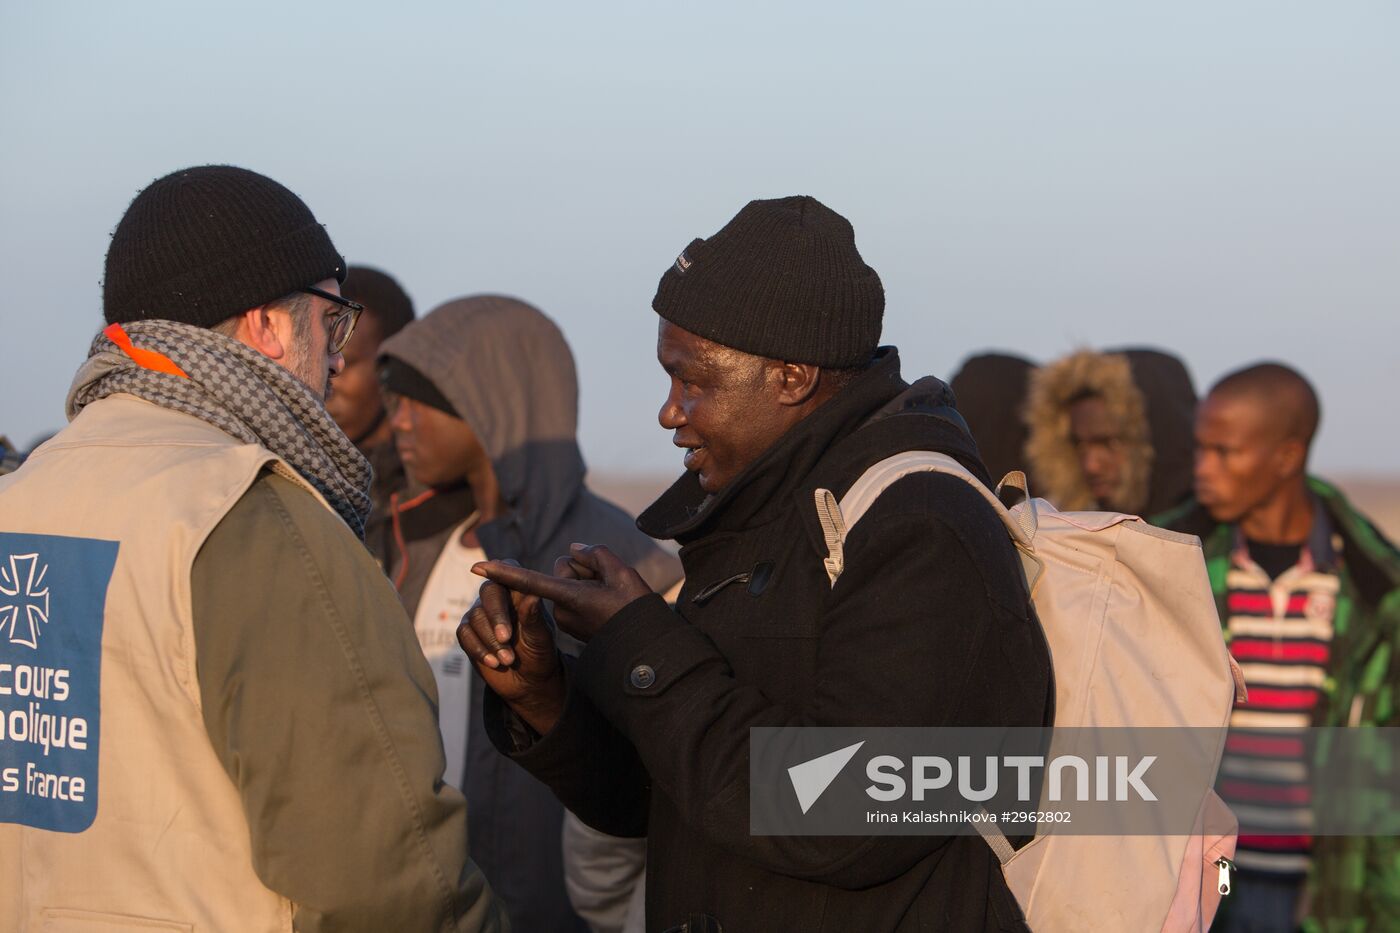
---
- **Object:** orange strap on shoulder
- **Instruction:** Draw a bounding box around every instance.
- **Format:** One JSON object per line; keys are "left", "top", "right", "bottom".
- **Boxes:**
{"left": 103, "top": 323, "right": 189, "bottom": 379}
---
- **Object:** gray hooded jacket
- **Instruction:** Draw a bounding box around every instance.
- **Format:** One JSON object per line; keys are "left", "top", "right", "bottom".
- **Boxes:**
{"left": 379, "top": 295, "right": 680, "bottom": 933}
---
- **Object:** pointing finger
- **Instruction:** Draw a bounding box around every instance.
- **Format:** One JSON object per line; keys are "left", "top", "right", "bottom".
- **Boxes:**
{"left": 473, "top": 560, "right": 586, "bottom": 605}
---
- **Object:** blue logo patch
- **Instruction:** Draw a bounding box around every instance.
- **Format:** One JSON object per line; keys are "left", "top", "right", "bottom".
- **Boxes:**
{"left": 0, "top": 532, "right": 118, "bottom": 833}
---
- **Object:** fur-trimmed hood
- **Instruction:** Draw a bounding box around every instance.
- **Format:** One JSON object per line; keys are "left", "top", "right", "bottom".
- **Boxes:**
{"left": 1024, "top": 348, "right": 1196, "bottom": 515}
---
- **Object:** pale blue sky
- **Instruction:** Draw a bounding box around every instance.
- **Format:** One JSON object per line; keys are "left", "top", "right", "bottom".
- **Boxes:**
{"left": 2, "top": 1, "right": 1397, "bottom": 475}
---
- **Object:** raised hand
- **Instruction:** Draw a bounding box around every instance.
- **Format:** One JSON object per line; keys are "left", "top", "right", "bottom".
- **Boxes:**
{"left": 473, "top": 543, "right": 652, "bottom": 642}
{"left": 457, "top": 563, "right": 566, "bottom": 734}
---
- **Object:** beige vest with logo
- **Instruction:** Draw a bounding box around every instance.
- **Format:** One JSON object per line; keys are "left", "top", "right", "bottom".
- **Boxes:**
{"left": 0, "top": 395, "right": 327, "bottom": 932}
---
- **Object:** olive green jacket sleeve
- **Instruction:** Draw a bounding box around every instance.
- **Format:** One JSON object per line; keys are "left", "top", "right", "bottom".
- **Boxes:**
{"left": 192, "top": 471, "right": 506, "bottom": 933}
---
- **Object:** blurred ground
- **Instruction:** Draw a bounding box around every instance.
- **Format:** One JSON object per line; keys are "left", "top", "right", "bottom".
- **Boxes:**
{"left": 590, "top": 472, "right": 1400, "bottom": 544}
{"left": 1327, "top": 476, "right": 1400, "bottom": 544}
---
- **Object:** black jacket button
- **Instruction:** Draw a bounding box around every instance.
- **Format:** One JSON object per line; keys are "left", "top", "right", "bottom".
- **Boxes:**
{"left": 630, "top": 665, "right": 657, "bottom": 689}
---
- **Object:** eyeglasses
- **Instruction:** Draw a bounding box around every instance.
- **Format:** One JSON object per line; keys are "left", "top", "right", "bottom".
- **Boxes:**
{"left": 302, "top": 285, "right": 365, "bottom": 354}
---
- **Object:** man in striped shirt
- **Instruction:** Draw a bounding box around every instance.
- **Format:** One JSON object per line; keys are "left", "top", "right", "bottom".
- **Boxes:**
{"left": 1158, "top": 362, "right": 1400, "bottom": 932}
{"left": 1220, "top": 508, "right": 1336, "bottom": 880}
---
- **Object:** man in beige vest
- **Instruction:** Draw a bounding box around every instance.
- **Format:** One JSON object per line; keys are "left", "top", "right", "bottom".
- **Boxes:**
{"left": 0, "top": 165, "right": 504, "bottom": 932}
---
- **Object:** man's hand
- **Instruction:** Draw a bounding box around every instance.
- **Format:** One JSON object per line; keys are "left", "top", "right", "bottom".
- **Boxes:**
{"left": 457, "top": 564, "right": 565, "bottom": 735}
{"left": 473, "top": 544, "right": 652, "bottom": 643}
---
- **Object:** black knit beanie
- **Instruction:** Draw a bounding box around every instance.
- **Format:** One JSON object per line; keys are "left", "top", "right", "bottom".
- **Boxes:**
{"left": 343, "top": 266, "right": 415, "bottom": 338}
{"left": 651, "top": 195, "right": 884, "bottom": 367}
{"left": 377, "top": 356, "right": 458, "bottom": 418}
{"left": 103, "top": 165, "right": 346, "bottom": 328}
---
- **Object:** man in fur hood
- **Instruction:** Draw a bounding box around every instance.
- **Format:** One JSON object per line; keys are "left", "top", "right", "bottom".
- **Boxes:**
{"left": 1024, "top": 347, "right": 1196, "bottom": 516}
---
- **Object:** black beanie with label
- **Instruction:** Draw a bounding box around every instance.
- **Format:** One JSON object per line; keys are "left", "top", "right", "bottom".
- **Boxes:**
{"left": 377, "top": 356, "right": 458, "bottom": 418}
{"left": 651, "top": 195, "right": 884, "bottom": 367}
{"left": 103, "top": 165, "right": 346, "bottom": 328}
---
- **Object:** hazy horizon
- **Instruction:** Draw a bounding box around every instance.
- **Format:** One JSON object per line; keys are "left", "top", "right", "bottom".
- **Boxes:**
{"left": 3, "top": 1, "right": 1397, "bottom": 475}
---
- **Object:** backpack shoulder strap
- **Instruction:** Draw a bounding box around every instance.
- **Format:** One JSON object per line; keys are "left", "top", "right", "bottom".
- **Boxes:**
{"left": 814, "top": 451, "right": 1037, "bottom": 586}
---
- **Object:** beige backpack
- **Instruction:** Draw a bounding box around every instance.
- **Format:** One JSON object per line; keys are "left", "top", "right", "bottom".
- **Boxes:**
{"left": 815, "top": 451, "right": 1248, "bottom": 932}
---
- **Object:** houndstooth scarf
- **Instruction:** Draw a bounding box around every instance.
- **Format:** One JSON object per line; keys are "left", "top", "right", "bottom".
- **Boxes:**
{"left": 67, "top": 320, "right": 373, "bottom": 537}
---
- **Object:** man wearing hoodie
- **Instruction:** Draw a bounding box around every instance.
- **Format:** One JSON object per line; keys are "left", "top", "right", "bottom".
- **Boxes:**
{"left": 0, "top": 166, "right": 502, "bottom": 931}
{"left": 377, "top": 295, "right": 681, "bottom": 933}
{"left": 1023, "top": 347, "right": 1196, "bottom": 516}
{"left": 1158, "top": 363, "right": 1400, "bottom": 931}
{"left": 460, "top": 197, "right": 1053, "bottom": 932}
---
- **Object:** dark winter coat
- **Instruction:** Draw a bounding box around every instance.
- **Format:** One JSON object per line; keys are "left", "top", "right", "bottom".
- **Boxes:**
{"left": 486, "top": 348, "right": 1053, "bottom": 932}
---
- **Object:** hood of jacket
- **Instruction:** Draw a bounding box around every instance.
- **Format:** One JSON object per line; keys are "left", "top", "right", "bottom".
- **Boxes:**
{"left": 1024, "top": 347, "right": 1196, "bottom": 515}
{"left": 949, "top": 352, "right": 1036, "bottom": 486}
{"left": 378, "top": 295, "right": 586, "bottom": 557}
{"left": 378, "top": 296, "right": 681, "bottom": 615}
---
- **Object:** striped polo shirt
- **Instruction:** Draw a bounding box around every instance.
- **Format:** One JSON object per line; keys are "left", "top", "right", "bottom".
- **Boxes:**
{"left": 1218, "top": 504, "right": 1338, "bottom": 877}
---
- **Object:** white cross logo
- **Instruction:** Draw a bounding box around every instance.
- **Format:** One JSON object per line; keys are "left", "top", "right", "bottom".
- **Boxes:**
{"left": 0, "top": 553, "right": 51, "bottom": 649}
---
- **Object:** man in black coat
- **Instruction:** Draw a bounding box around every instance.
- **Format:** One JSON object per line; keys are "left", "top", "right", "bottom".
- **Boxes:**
{"left": 460, "top": 196, "right": 1053, "bottom": 932}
